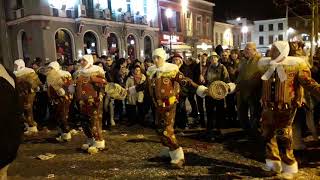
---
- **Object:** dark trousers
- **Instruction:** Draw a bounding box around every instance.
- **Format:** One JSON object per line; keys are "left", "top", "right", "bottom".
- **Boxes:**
{"left": 137, "top": 102, "right": 145, "bottom": 124}
{"left": 126, "top": 104, "right": 137, "bottom": 123}
{"left": 126, "top": 103, "right": 145, "bottom": 125}
{"left": 237, "top": 94, "right": 261, "bottom": 133}
{"left": 175, "top": 96, "right": 188, "bottom": 129}
{"left": 187, "top": 93, "right": 198, "bottom": 117}
{"left": 205, "top": 96, "right": 225, "bottom": 131}
{"left": 114, "top": 100, "right": 124, "bottom": 121}
{"left": 196, "top": 95, "right": 206, "bottom": 128}
{"left": 33, "top": 92, "right": 49, "bottom": 125}
{"left": 225, "top": 93, "right": 237, "bottom": 128}
{"left": 143, "top": 95, "right": 156, "bottom": 126}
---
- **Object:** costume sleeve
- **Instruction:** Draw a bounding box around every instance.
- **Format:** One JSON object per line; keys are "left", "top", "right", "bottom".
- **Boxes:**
{"left": 174, "top": 71, "right": 209, "bottom": 97}
{"left": 30, "top": 72, "right": 42, "bottom": 90}
{"left": 298, "top": 67, "right": 320, "bottom": 100}
{"left": 135, "top": 79, "right": 147, "bottom": 92}
{"left": 174, "top": 71, "right": 199, "bottom": 88}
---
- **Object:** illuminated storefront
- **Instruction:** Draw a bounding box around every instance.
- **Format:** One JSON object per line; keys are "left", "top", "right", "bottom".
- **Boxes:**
{"left": 107, "top": 33, "right": 119, "bottom": 56}
{"left": 5, "top": 0, "right": 160, "bottom": 63}
{"left": 55, "top": 29, "right": 74, "bottom": 65}
{"left": 127, "top": 35, "right": 136, "bottom": 60}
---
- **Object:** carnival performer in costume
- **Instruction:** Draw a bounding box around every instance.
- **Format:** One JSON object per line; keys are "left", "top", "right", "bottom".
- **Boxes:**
{"left": 13, "top": 59, "right": 41, "bottom": 135}
{"left": 258, "top": 41, "right": 320, "bottom": 179}
{"left": 131, "top": 48, "right": 208, "bottom": 168}
{"left": 74, "top": 55, "right": 107, "bottom": 154}
{"left": 47, "top": 61, "right": 74, "bottom": 142}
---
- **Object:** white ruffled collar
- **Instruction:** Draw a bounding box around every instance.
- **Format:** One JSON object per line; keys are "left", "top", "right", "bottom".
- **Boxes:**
{"left": 260, "top": 56, "right": 307, "bottom": 82}
{"left": 78, "top": 65, "right": 105, "bottom": 76}
{"left": 146, "top": 63, "right": 179, "bottom": 79}
{"left": 13, "top": 67, "right": 35, "bottom": 77}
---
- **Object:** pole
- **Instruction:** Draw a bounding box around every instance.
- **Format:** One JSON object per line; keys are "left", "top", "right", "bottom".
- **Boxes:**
{"left": 286, "top": 4, "right": 289, "bottom": 40}
{"left": 311, "top": 0, "right": 315, "bottom": 67}
{"left": 167, "top": 16, "right": 172, "bottom": 56}
{"left": 315, "top": 0, "right": 319, "bottom": 48}
{"left": 169, "top": 33, "right": 172, "bottom": 55}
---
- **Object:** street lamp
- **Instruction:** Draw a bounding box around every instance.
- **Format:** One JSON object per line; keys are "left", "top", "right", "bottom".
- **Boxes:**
{"left": 287, "top": 27, "right": 295, "bottom": 41}
{"left": 165, "top": 8, "right": 173, "bottom": 18}
{"left": 181, "top": 0, "right": 188, "bottom": 12}
{"left": 241, "top": 26, "right": 248, "bottom": 44}
{"left": 166, "top": 8, "right": 173, "bottom": 55}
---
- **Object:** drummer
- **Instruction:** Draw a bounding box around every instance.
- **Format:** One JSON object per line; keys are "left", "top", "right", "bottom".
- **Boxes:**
{"left": 205, "top": 52, "right": 230, "bottom": 141}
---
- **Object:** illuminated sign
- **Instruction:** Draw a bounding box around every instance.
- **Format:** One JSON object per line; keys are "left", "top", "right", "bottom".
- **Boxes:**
{"left": 196, "top": 43, "right": 212, "bottom": 50}
{"left": 163, "top": 34, "right": 180, "bottom": 43}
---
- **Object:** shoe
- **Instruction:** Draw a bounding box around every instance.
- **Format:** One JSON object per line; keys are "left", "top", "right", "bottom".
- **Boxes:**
{"left": 24, "top": 126, "right": 38, "bottom": 135}
{"left": 279, "top": 172, "right": 294, "bottom": 180}
{"left": 87, "top": 140, "right": 105, "bottom": 154}
{"left": 264, "top": 159, "right": 282, "bottom": 174}
{"left": 169, "top": 147, "right": 185, "bottom": 169}
{"left": 81, "top": 138, "right": 94, "bottom": 150}
{"left": 91, "top": 140, "right": 105, "bottom": 150}
{"left": 56, "top": 132, "right": 72, "bottom": 142}
{"left": 110, "top": 119, "right": 116, "bottom": 126}
{"left": 177, "top": 132, "right": 185, "bottom": 136}
{"left": 280, "top": 161, "right": 298, "bottom": 179}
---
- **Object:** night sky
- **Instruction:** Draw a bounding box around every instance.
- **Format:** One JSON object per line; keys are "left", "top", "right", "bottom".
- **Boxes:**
{"left": 213, "top": 0, "right": 288, "bottom": 21}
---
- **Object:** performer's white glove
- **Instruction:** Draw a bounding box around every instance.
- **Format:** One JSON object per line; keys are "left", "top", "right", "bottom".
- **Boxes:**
{"left": 57, "top": 88, "right": 66, "bottom": 96}
{"left": 196, "top": 85, "right": 208, "bottom": 98}
{"left": 227, "top": 83, "right": 236, "bottom": 94}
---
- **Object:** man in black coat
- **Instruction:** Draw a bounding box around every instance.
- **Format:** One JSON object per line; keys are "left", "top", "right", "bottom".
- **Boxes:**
{"left": 0, "top": 61, "right": 23, "bottom": 179}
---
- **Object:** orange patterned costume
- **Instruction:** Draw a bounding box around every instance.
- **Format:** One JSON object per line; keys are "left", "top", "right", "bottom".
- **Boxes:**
{"left": 75, "top": 55, "right": 107, "bottom": 153}
{"left": 259, "top": 41, "right": 320, "bottom": 178}
{"left": 47, "top": 61, "right": 73, "bottom": 141}
{"left": 133, "top": 48, "right": 207, "bottom": 168}
{"left": 14, "top": 59, "right": 41, "bottom": 134}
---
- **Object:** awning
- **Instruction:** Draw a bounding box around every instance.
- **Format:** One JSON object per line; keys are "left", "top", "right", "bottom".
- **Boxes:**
{"left": 163, "top": 44, "right": 192, "bottom": 50}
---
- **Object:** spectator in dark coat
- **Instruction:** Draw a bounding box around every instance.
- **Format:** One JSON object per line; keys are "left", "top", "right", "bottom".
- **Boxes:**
{"left": 0, "top": 61, "right": 23, "bottom": 179}
{"left": 193, "top": 53, "right": 210, "bottom": 128}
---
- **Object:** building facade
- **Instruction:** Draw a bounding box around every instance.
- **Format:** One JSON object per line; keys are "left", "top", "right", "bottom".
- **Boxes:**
{"left": 158, "top": 0, "right": 214, "bottom": 56}
{"left": 5, "top": 0, "right": 160, "bottom": 65}
{"left": 252, "top": 18, "right": 288, "bottom": 54}
{"left": 288, "top": 16, "right": 317, "bottom": 49}
{"left": 0, "top": 0, "right": 13, "bottom": 69}
{"left": 213, "top": 21, "right": 241, "bottom": 49}
{"left": 227, "top": 17, "right": 254, "bottom": 49}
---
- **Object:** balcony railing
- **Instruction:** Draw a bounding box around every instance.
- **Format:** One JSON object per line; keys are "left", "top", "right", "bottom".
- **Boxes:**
{"left": 49, "top": 4, "right": 153, "bottom": 27}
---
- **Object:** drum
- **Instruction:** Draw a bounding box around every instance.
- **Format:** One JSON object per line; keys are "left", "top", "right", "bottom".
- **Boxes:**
{"left": 105, "top": 83, "right": 127, "bottom": 100}
{"left": 208, "top": 81, "right": 229, "bottom": 100}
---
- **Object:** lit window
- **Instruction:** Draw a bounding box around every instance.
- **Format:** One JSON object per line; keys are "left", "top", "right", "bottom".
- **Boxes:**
{"left": 206, "top": 17, "right": 210, "bottom": 37}
{"left": 196, "top": 15, "right": 202, "bottom": 35}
